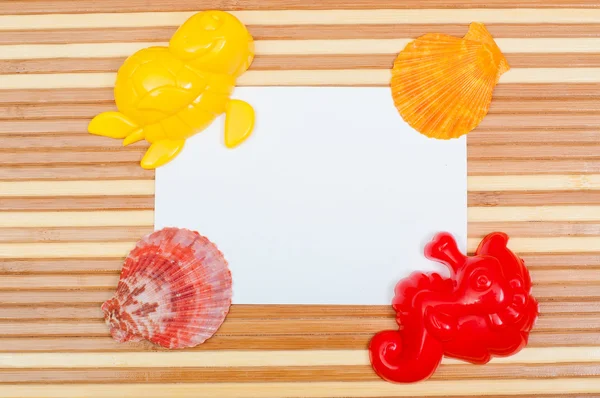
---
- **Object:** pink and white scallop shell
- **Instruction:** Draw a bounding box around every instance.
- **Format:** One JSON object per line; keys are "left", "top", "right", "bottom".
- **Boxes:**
{"left": 101, "top": 227, "right": 232, "bottom": 349}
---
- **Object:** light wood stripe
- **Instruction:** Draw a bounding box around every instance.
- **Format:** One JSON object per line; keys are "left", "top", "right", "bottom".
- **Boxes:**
{"left": 468, "top": 175, "right": 600, "bottom": 191}
{"left": 2, "top": 0, "right": 600, "bottom": 14}
{"left": 469, "top": 206, "right": 600, "bottom": 222}
{"left": 0, "top": 181, "right": 154, "bottom": 196}
{"left": 2, "top": 379, "right": 600, "bottom": 398}
{"left": 5, "top": 25, "right": 600, "bottom": 46}
{"left": 5, "top": 10, "right": 600, "bottom": 31}
{"left": 0, "top": 211, "right": 152, "bottom": 227}
{"left": 2, "top": 347, "right": 600, "bottom": 368}
{"left": 3, "top": 68, "right": 600, "bottom": 90}
{"left": 0, "top": 242, "right": 135, "bottom": 258}
{"left": 4, "top": 39, "right": 600, "bottom": 60}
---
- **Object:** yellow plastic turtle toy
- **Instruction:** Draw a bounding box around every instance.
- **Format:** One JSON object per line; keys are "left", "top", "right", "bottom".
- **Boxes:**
{"left": 88, "top": 10, "right": 255, "bottom": 169}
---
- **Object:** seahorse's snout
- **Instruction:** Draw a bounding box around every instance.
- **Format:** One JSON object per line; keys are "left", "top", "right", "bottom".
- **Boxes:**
{"left": 487, "top": 278, "right": 537, "bottom": 329}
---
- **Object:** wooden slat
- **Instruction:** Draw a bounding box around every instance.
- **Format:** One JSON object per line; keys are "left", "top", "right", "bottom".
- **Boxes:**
{"left": 0, "top": 181, "right": 154, "bottom": 197}
{"left": 2, "top": 347, "right": 600, "bottom": 368}
{"left": 0, "top": 331, "right": 596, "bottom": 353}
{"left": 1, "top": 0, "right": 600, "bottom": 14}
{"left": 0, "top": 301, "right": 596, "bottom": 320}
{"left": 1, "top": 314, "right": 597, "bottom": 336}
{"left": 3, "top": 69, "right": 600, "bottom": 89}
{"left": 0, "top": 226, "right": 152, "bottom": 243}
{"left": 2, "top": 363, "right": 600, "bottom": 384}
{"left": 3, "top": 53, "right": 600, "bottom": 75}
{"left": 469, "top": 221, "right": 600, "bottom": 237}
{"left": 4, "top": 10, "right": 600, "bottom": 30}
{"left": 5, "top": 24, "right": 600, "bottom": 46}
{"left": 1, "top": 84, "right": 598, "bottom": 107}
{"left": 0, "top": 258, "right": 126, "bottom": 273}
{"left": 1, "top": 380, "right": 600, "bottom": 398}
{"left": 4, "top": 99, "right": 600, "bottom": 121}
{"left": 2, "top": 268, "right": 600, "bottom": 289}
{"left": 468, "top": 160, "right": 600, "bottom": 175}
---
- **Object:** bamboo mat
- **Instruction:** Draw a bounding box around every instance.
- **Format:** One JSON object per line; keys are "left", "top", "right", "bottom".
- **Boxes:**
{"left": 1, "top": 0, "right": 600, "bottom": 397}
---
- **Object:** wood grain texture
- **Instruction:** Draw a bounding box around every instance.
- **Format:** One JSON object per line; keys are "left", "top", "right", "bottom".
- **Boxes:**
{"left": 1, "top": 1, "right": 600, "bottom": 397}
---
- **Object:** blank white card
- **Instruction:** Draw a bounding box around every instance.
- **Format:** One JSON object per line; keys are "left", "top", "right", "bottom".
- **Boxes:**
{"left": 155, "top": 87, "right": 466, "bottom": 305}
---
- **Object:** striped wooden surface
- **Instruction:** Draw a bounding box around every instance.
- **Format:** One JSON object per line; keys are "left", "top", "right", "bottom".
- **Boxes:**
{"left": 1, "top": 0, "right": 600, "bottom": 397}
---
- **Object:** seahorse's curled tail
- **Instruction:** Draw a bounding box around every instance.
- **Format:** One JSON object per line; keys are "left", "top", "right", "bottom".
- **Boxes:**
{"left": 368, "top": 330, "right": 444, "bottom": 383}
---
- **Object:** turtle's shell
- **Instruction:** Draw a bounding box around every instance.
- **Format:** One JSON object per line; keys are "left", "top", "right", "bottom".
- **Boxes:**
{"left": 114, "top": 47, "right": 208, "bottom": 126}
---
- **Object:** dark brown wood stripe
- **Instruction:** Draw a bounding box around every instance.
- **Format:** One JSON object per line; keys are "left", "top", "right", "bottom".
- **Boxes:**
{"left": 2, "top": 85, "right": 598, "bottom": 107}
{"left": 0, "top": 305, "right": 394, "bottom": 319}
{"left": 468, "top": 192, "right": 600, "bottom": 208}
{"left": 468, "top": 160, "right": 600, "bottom": 175}
{"left": 469, "top": 222, "right": 600, "bottom": 237}
{"left": 0, "top": 88, "right": 115, "bottom": 105}
{"left": 477, "top": 114, "right": 600, "bottom": 130}
{"left": 534, "top": 284, "right": 600, "bottom": 299}
{"left": 0, "top": 301, "right": 594, "bottom": 320}
{"left": 468, "top": 144, "right": 600, "bottom": 159}
{"left": 1, "top": 54, "right": 599, "bottom": 76}
{"left": 0, "top": 135, "right": 145, "bottom": 149}
{"left": 0, "top": 150, "right": 144, "bottom": 165}
{"left": 0, "top": 318, "right": 394, "bottom": 336}
{"left": 0, "top": 332, "right": 597, "bottom": 354}
{"left": 4, "top": 99, "right": 600, "bottom": 121}
{"left": 468, "top": 130, "right": 600, "bottom": 145}
{"left": 0, "top": 0, "right": 598, "bottom": 14}
{"left": 4, "top": 24, "right": 600, "bottom": 45}
{"left": 0, "top": 163, "right": 154, "bottom": 181}
{"left": 2, "top": 363, "right": 600, "bottom": 384}
{"left": 0, "top": 335, "right": 371, "bottom": 352}
{"left": 0, "top": 314, "right": 596, "bottom": 338}
{"left": 521, "top": 253, "right": 600, "bottom": 268}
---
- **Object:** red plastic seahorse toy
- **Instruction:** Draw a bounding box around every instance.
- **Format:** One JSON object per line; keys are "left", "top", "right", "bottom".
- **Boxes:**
{"left": 369, "top": 232, "right": 538, "bottom": 383}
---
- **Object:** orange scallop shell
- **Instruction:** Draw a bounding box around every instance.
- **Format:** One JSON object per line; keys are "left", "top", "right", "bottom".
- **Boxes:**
{"left": 391, "top": 22, "right": 510, "bottom": 139}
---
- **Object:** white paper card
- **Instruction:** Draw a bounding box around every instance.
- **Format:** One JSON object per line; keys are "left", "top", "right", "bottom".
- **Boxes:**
{"left": 155, "top": 87, "right": 466, "bottom": 305}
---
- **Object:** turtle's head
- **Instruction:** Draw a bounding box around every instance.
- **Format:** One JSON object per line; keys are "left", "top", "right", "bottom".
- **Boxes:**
{"left": 170, "top": 10, "right": 254, "bottom": 77}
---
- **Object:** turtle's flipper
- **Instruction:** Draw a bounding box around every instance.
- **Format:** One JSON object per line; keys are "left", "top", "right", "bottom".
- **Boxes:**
{"left": 224, "top": 99, "right": 255, "bottom": 148}
{"left": 123, "top": 129, "right": 145, "bottom": 146}
{"left": 141, "top": 139, "right": 185, "bottom": 169}
{"left": 88, "top": 111, "right": 140, "bottom": 139}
